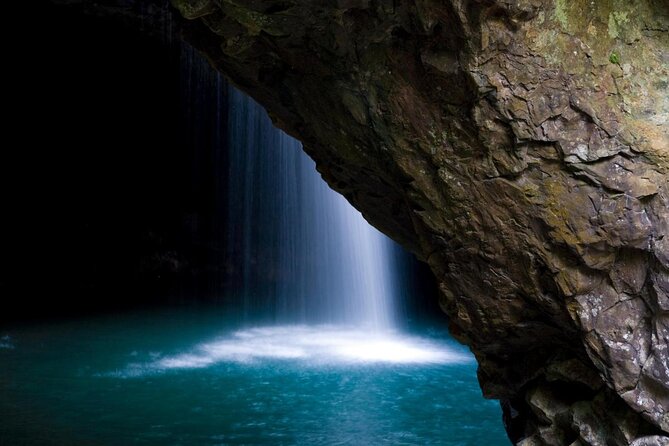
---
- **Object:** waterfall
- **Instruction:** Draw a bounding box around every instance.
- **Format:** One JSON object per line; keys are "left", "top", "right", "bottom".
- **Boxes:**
{"left": 225, "top": 88, "right": 400, "bottom": 330}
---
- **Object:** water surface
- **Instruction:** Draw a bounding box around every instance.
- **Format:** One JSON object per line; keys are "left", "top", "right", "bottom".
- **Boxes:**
{"left": 0, "top": 307, "right": 507, "bottom": 445}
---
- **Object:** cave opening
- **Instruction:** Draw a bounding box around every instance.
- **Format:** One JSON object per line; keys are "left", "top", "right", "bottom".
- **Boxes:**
{"left": 0, "top": 2, "right": 508, "bottom": 444}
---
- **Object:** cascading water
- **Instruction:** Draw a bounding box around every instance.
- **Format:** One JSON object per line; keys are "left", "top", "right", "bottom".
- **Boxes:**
{"left": 225, "top": 87, "right": 399, "bottom": 330}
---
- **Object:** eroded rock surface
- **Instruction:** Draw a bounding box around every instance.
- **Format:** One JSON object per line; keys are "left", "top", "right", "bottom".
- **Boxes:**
{"left": 96, "top": 0, "right": 669, "bottom": 443}
{"left": 171, "top": 0, "right": 669, "bottom": 443}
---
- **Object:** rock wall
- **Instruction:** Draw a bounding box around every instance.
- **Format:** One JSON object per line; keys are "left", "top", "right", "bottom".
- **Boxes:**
{"left": 175, "top": 0, "right": 667, "bottom": 443}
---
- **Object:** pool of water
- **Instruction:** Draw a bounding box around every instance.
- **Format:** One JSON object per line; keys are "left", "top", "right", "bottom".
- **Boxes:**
{"left": 0, "top": 307, "right": 508, "bottom": 445}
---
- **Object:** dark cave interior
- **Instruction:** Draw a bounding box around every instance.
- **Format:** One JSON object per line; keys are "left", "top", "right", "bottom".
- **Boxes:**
{"left": 1, "top": 1, "right": 440, "bottom": 324}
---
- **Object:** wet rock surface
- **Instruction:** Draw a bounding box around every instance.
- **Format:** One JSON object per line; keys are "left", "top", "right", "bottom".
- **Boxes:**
{"left": 53, "top": 0, "right": 669, "bottom": 443}
{"left": 169, "top": 0, "right": 668, "bottom": 444}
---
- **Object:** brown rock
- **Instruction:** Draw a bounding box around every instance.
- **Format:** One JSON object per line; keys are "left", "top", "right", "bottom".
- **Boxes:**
{"left": 164, "top": 0, "right": 669, "bottom": 443}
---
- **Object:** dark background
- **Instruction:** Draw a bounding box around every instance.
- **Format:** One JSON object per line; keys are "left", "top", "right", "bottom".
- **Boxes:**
{"left": 0, "top": 1, "right": 439, "bottom": 324}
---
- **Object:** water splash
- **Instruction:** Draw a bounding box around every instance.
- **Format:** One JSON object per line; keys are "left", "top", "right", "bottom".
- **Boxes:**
{"left": 103, "top": 326, "right": 469, "bottom": 377}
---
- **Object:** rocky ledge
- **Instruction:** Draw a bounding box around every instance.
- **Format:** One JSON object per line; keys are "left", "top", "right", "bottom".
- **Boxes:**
{"left": 143, "top": 0, "right": 669, "bottom": 443}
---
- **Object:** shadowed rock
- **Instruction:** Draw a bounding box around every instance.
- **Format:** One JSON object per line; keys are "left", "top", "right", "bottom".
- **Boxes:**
{"left": 53, "top": 0, "right": 669, "bottom": 443}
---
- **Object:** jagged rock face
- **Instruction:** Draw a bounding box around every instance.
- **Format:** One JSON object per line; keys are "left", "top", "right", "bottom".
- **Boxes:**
{"left": 171, "top": 0, "right": 669, "bottom": 444}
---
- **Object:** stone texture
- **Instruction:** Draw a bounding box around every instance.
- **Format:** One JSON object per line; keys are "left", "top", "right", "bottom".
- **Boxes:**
{"left": 630, "top": 437, "right": 669, "bottom": 446}
{"left": 56, "top": 0, "right": 668, "bottom": 443}
{"left": 167, "top": 0, "right": 668, "bottom": 443}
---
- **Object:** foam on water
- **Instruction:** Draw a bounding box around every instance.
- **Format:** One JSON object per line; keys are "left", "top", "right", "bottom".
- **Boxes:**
{"left": 106, "top": 326, "right": 470, "bottom": 377}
